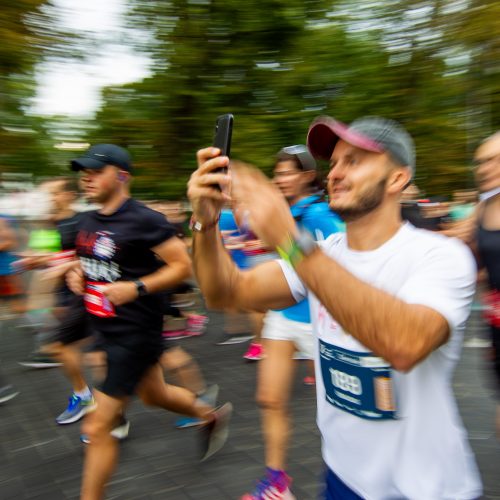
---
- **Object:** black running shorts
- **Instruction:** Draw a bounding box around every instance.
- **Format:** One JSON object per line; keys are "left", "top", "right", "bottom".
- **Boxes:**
{"left": 50, "top": 294, "right": 92, "bottom": 345}
{"left": 99, "top": 338, "right": 163, "bottom": 397}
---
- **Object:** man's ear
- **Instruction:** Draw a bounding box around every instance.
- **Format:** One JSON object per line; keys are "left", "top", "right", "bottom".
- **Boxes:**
{"left": 388, "top": 167, "right": 412, "bottom": 194}
{"left": 117, "top": 171, "right": 128, "bottom": 182}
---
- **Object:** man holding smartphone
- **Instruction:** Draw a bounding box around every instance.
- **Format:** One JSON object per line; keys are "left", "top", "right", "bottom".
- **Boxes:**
{"left": 188, "top": 116, "right": 481, "bottom": 499}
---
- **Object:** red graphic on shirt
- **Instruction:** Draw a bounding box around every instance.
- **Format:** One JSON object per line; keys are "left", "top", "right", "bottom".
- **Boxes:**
{"left": 317, "top": 303, "right": 339, "bottom": 333}
{"left": 76, "top": 231, "right": 98, "bottom": 256}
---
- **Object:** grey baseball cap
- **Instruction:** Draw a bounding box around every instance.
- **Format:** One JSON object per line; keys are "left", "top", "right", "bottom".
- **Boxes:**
{"left": 276, "top": 145, "right": 317, "bottom": 171}
{"left": 307, "top": 116, "right": 415, "bottom": 176}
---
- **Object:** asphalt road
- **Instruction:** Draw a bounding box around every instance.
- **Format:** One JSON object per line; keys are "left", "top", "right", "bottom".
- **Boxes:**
{"left": 1, "top": 307, "right": 499, "bottom": 499}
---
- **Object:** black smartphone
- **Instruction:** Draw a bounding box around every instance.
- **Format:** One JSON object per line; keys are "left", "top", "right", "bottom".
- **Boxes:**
{"left": 212, "top": 113, "right": 233, "bottom": 163}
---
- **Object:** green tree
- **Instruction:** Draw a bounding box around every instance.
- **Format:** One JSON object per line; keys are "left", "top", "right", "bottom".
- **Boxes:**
{"left": 42, "top": 0, "right": 500, "bottom": 198}
{"left": 0, "top": 1, "right": 51, "bottom": 179}
{"left": 0, "top": 1, "right": 103, "bottom": 181}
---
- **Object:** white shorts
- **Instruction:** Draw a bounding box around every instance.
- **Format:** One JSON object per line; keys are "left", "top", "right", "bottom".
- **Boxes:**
{"left": 261, "top": 310, "right": 314, "bottom": 360}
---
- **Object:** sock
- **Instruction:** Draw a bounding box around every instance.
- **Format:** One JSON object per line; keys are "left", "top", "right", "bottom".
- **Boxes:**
{"left": 266, "top": 467, "right": 289, "bottom": 487}
{"left": 266, "top": 467, "right": 285, "bottom": 476}
{"left": 75, "top": 387, "right": 92, "bottom": 400}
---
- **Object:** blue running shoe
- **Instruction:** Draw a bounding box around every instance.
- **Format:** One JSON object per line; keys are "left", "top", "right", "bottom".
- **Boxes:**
{"left": 56, "top": 393, "right": 96, "bottom": 425}
{"left": 174, "top": 384, "right": 219, "bottom": 429}
{"left": 174, "top": 416, "right": 203, "bottom": 429}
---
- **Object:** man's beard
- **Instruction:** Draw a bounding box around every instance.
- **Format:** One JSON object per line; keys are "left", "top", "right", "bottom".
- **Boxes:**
{"left": 332, "top": 177, "right": 387, "bottom": 222}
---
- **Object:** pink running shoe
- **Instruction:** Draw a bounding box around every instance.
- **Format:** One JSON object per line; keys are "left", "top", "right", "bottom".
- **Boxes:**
{"left": 188, "top": 314, "right": 208, "bottom": 325}
{"left": 243, "top": 342, "right": 264, "bottom": 361}
{"left": 186, "top": 314, "right": 209, "bottom": 333}
{"left": 241, "top": 468, "right": 295, "bottom": 500}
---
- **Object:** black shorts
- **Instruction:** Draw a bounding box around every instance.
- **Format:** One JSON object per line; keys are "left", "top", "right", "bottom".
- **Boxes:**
{"left": 99, "top": 337, "right": 163, "bottom": 397}
{"left": 50, "top": 294, "right": 92, "bottom": 345}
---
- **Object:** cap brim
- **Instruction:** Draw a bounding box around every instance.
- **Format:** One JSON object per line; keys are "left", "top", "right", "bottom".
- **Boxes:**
{"left": 307, "top": 116, "right": 384, "bottom": 161}
{"left": 70, "top": 157, "right": 106, "bottom": 172}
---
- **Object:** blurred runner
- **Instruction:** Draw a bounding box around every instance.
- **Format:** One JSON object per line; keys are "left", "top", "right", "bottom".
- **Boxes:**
{"left": 444, "top": 131, "right": 500, "bottom": 439}
{"left": 242, "top": 145, "right": 343, "bottom": 499}
{"left": 18, "top": 183, "right": 63, "bottom": 343}
{"left": 474, "top": 132, "right": 500, "bottom": 439}
{"left": 0, "top": 214, "right": 23, "bottom": 403}
{"left": 151, "top": 201, "right": 209, "bottom": 338}
{"left": 18, "top": 178, "right": 102, "bottom": 424}
{"left": 69, "top": 144, "right": 232, "bottom": 500}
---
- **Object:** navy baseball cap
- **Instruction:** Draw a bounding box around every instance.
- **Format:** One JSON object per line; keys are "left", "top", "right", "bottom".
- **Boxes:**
{"left": 307, "top": 116, "right": 415, "bottom": 177}
{"left": 71, "top": 144, "right": 133, "bottom": 172}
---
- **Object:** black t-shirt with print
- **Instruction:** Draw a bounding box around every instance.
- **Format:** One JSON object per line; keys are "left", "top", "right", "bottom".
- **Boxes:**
{"left": 57, "top": 212, "right": 86, "bottom": 251}
{"left": 76, "top": 198, "right": 176, "bottom": 344}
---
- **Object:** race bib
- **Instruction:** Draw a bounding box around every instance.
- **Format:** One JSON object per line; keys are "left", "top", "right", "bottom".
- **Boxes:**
{"left": 84, "top": 281, "right": 116, "bottom": 318}
{"left": 319, "top": 339, "right": 397, "bottom": 420}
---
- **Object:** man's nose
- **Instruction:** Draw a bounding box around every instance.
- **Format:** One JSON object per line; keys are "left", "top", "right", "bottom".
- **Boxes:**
{"left": 327, "top": 165, "right": 344, "bottom": 181}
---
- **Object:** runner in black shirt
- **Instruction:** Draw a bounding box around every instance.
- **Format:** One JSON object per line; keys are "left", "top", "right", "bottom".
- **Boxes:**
{"left": 68, "top": 144, "right": 232, "bottom": 500}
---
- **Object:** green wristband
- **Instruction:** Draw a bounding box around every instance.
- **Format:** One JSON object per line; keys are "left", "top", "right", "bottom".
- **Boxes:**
{"left": 277, "top": 235, "right": 304, "bottom": 269}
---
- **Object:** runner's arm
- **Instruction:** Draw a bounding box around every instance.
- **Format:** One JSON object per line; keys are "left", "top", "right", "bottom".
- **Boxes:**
{"left": 102, "top": 236, "right": 192, "bottom": 306}
{"left": 42, "top": 259, "right": 80, "bottom": 281}
{"left": 144, "top": 236, "right": 192, "bottom": 293}
{"left": 67, "top": 262, "right": 85, "bottom": 295}
{"left": 192, "top": 228, "right": 295, "bottom": 312}
{"left": 293, "top": 249, "right": 450, "bottom": 372}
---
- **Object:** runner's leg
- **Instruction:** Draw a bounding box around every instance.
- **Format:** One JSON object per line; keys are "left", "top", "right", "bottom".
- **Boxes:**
{"left": 137, "top": 363, "right": 212, "bottom": 419}
{"left": 80, "top": 389, "right": 127, "bottom": 500}
{"left": 49, "top": 341, "right": 88, "bottom": 392}
{"left": 160, "top": 346, "right": 206, "bottom": 395}
{"left": 257, "top": 338, "right": 297, "bottom": 470}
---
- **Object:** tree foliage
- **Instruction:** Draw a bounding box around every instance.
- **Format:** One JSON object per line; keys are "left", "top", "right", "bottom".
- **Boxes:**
{"left": 2, "top": 1, "right": 499, "bottom": 198}
{"left": 0, "top": 1, "right": 50, "bottom": 179}
{"left": 0, "top": 0, "right": 104, "bottom": 182}
{"left": 85, "top": 0, "right": 499, "bottom": 198}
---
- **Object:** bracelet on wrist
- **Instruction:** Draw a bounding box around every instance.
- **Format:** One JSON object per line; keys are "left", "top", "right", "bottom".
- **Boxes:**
{"left": 276, "top": 230, "right": 318, "bottom": 269}
{"left": 189, "top": 214, "right": 220, "bottom": 233}
{"left": 277, "top": 236, "right": 304, "bottom": 268}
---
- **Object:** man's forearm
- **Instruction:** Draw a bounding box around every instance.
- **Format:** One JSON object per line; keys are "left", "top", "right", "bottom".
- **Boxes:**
{"left": 141, "top": 262, "right": 191, "bottom": 294}
{"left": 192, "top": 228, "right": 240, "bottom": 309}
{"left": 295, "top": 249, "right": 448, "bottom": 371}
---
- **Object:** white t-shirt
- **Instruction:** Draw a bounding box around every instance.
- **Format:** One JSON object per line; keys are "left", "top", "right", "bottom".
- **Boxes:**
{"left": 279, "top": 223, "right": 482, "bottom": 500}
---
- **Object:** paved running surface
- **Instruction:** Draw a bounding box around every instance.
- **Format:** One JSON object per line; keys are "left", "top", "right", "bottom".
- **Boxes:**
{"left": 1, "top": 309, "right": 499, "bottom": 499}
